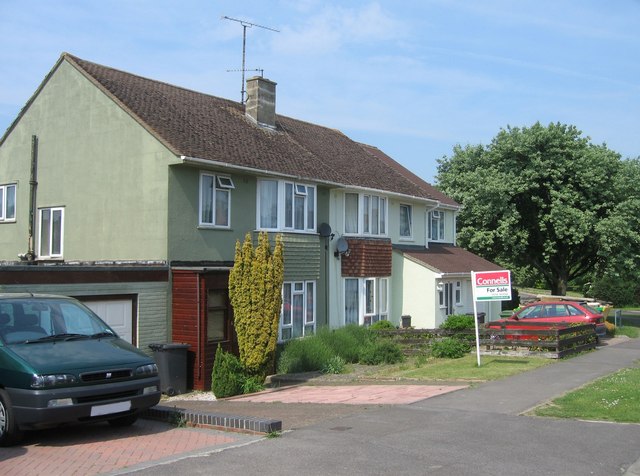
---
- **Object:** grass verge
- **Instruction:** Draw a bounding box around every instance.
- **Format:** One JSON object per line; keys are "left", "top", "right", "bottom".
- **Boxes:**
{"left": 533, "top": 366, "right": 640, "bottom": 423}
{"left": 361, "top": 354, "right": 553, "bottom": 382}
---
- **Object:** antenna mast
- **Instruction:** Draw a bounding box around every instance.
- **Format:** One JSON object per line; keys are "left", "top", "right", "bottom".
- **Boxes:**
{"left": 222, "top": 16, "right": 279, "bottom": 104}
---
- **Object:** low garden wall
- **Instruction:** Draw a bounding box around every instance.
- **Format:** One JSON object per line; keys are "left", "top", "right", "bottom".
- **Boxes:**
{"left": 376, "top": 323, "right": 597, "bottom": 359}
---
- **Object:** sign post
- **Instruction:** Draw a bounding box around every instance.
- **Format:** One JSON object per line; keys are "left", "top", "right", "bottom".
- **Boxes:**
{"left": 471, "top": 270, "right": 512, "bottom": 366}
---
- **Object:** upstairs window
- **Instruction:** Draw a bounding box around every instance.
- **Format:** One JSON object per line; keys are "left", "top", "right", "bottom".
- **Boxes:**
{"left": 0, "top": 184, "right": 16, "bottom": 222}
{"left": 39, "top": 207, "right": 64, "bottom": 259}
{"left": 344, "top": 192, "right": 387, "bottom": 236}
{"left": 429, "top": 210, "right": 445, "bottom": 241}
{"left": 399, "top": 204, "right": 412, "bottom": 238}
{"left": 200, "top": 173, "right": 234, "bottom": 227}
{"left": 258, "top": 179, "right": 316, "bottom": 232}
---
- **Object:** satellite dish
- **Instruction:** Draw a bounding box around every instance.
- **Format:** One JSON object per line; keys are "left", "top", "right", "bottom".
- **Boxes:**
{"left": 318, "top": 223, "right": 332, "bottom": 238}
{"left": 336, "top": 237, "right": 349, "bottom": 254}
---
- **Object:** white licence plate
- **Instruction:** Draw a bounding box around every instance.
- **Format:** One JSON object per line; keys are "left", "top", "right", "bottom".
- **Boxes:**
{"left": 90, "top": 400, "right": 131, "bottom": 417}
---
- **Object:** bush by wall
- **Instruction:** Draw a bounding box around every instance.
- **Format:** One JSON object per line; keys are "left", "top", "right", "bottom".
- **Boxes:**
{"left": 430, "top": 337, "right": 470, "bottom": 359}
{"left": 211, "top": 345, "right": 244, "bottom": 398}
{"left": 440, "top": 314, "right": 475, "bottom": 331}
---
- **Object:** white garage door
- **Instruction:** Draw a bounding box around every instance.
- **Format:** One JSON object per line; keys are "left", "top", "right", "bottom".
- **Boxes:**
{"left": 84, "top": 299, "right": 134, "bottom": 344}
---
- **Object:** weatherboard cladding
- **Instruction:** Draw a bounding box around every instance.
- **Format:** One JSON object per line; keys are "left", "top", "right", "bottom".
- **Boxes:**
{"left": 65, "top": 53, "right": 450, "bottom": 202}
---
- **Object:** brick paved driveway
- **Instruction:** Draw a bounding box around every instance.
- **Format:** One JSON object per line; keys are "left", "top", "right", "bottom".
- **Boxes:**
{"left": 0, "top": 419, "right": 260, "bottom": 476}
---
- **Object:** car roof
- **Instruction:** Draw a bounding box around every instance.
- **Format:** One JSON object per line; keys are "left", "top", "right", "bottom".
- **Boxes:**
{"left": 0, "top": 293, "right": 75, "bottom": 301}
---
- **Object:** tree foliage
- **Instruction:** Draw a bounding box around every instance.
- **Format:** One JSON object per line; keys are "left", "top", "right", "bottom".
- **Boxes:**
{"left": 228, "top": 232, "right": 284, "bottom": 376}
{"left": 437, "top": 122, "right": 639, "bottom": 295}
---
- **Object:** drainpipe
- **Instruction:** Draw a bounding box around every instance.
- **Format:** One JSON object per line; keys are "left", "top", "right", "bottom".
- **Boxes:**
{"left": 24, "top": 135, "right": 38, "bottom": 262}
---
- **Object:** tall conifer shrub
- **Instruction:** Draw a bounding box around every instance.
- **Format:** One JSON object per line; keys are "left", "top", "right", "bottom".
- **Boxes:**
{"left": 228, "top": 232, "right": 284, "bottom": 377}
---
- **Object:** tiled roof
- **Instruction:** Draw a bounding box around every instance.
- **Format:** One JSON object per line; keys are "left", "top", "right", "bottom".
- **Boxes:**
{"left": 63, "top": 53, "right": 456, "bottom": 204}
{"left": 400, "top": 243, "right": 503, "bottom": 274}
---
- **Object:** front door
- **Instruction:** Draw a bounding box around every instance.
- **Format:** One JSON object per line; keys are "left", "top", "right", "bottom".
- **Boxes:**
{"left": 444, "top": 282, "right": 454, "bottom": 316}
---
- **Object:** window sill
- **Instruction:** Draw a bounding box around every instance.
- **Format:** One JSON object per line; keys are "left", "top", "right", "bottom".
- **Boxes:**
{"left": 198, "top": 225, "right": 233, "bottom": 231}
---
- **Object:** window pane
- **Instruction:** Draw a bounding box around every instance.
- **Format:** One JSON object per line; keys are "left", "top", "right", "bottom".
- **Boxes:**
{"left": 282, "top": 283, "right": 292, "bottom": 326}
{"left": 215, "top": 189, "right": 229, "bottom": 226}
{"left": 307, "top": 186, "right": 315, "bottom": 230}
{"left": 371, "top": 197, "right": 379, "bottom": 235}
{"left": 345, "top": 193, "right": 358, "bottom": 233}
{"left": 345, "top": 279, "right": 359, "bottom": 325}
{"left": 294, "top": 195, "right": 304, "bottom": 230}
{"left": 207, "top": 309, "right": 225, "bottom": 341}
{"left": 438, "top": 212, "right": 445, "bottom": 239}
{"left": 200, "top": 175, "right": 214, "bottom": 224}
{"left": 363, "top": 195, "right": 370, "bottom": 233}
{"left": 285, "top": 183, "right": 293, "bottom": 228}
{"left": 292, "top": 294, "right": 304, "bottom": 338}
{"left": 400, "top": 205, "right": 412, "bottom": 237}
{"left": 52, "top": 209, "right": 62, "bottom": 255}
{"left": 379, "top": 279, "right": 388, "bottom": 313}
{"left": 40, "top": 209, "right": 51, "bottom": 257}
{"left": 365, "top": 279, "right": 375, "bottom": 315}
{"left": 260, "top": 180, "right": 278, "bottom": 228}
{"left": 0, "top": 187, "right": 4, "bottom": 220}
{"left": 379, "top": 198, "right": 386, "bottom": 234}
{"left": 306, "top": 282, "right": 314, "bottom": 324}
{"left": 6, "top": 185, "right": 15, "bottom": 219}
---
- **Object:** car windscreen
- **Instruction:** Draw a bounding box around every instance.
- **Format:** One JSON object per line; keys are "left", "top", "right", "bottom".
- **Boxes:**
{"left": 0, "top": 298, "right": 117, "bottom": 345}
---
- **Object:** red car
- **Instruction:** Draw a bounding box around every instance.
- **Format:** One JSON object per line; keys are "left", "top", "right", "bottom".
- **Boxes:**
{"left": 488, "top": 300, "right": 606, "bottom": 339}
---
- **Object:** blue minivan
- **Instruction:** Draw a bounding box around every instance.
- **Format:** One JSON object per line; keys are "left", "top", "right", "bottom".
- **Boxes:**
{"left": 0, "top": 294, "right": 161, "bottom": 446}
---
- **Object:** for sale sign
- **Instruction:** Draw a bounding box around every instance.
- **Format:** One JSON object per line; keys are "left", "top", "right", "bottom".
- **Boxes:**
{"left": 472, "top": 270, "right": 512, "bottom": 301}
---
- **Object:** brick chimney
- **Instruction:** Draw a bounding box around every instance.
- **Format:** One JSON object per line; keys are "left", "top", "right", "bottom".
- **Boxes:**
{"left": 245, "top": 76, "right": 277, "bottom": 129}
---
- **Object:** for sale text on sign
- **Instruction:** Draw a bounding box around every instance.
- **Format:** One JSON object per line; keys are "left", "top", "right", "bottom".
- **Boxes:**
{"left": 472, "top": 270, "right": 512, "bottom": 301}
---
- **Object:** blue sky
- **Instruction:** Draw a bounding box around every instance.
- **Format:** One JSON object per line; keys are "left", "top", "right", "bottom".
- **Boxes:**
{"left": 1, "top": 0, "right": 638, "bottom": 183}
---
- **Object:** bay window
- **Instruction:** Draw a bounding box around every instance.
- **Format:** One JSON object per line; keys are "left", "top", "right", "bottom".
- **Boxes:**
{"left": 344, "top": 277, "right": 389, "bottom": 326}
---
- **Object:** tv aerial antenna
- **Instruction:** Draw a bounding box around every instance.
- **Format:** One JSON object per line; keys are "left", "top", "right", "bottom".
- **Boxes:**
{"left": 222, "top": 16, "right": 279, "bottom": 104}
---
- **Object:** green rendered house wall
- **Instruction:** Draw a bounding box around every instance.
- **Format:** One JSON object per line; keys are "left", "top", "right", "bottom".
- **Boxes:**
{"left": 0, "top": 60, "right": 177, "bottom": 262}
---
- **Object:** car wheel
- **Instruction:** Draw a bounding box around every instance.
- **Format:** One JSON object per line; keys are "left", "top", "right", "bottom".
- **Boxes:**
{"left": 0, "top": 389, "right": 23, "bottom": 447}
{"left": 108, "top": 414, "right": 138, "bottom": 427}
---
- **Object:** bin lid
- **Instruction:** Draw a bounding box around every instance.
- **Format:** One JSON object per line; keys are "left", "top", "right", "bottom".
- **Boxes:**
{"left": 149, "top": 343, "right": 190, "bottom": 351}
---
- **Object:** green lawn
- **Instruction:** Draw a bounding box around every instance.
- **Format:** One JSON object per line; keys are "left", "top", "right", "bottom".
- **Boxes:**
{"left": 533, "top": 366, "right": 640, "bottom": 423}
{"left": 361, "top": 354, "right": 553, "bottom": 382}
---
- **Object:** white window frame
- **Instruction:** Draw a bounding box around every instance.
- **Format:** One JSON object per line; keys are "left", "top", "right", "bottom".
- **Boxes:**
{"left": 0, "top": 183, "right": 16, "bottom": 222}
{"left": 38, "top": 207, "right": 64, "bottom": 259}
{"left": 399, "top": 204, "right": 412, "bottom": 239}
{"left": 343, "top": 192, "right": 387, "bottom": 237}
{"left": 257, "top": 179, "right": 316, "bottom": 233}
{"left": 280, "top": 280, "right": 316, "bottom": 341}
{"left": 429, "top": 210, "right": 445, "bottom": 241}
{"left": 199, "top": 172, "right": 234, "bottom": 228}
{"left": 344, "top": 277, "right": 390, "bottom": 326}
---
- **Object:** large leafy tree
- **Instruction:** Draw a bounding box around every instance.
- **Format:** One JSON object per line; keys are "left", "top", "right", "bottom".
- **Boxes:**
{"left": 436, "top": 122, "right": 637, "bottom": 295}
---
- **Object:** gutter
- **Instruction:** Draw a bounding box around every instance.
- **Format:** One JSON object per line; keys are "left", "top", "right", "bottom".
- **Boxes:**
{"left": 180, "top": 155, "right": 444, "bottom": 207}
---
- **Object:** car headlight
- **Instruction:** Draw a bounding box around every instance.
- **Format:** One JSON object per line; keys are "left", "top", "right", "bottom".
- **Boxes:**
{"left": 31, "top": 374, "right": 77, "bottom": 389}
{"left": 135, "top": 363, "right": 158, "bottom": 376}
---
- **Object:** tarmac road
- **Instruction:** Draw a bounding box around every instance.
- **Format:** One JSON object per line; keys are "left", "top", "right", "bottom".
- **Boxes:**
{"left": 126, "top": 337, "right": 640, "bottom": 476}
